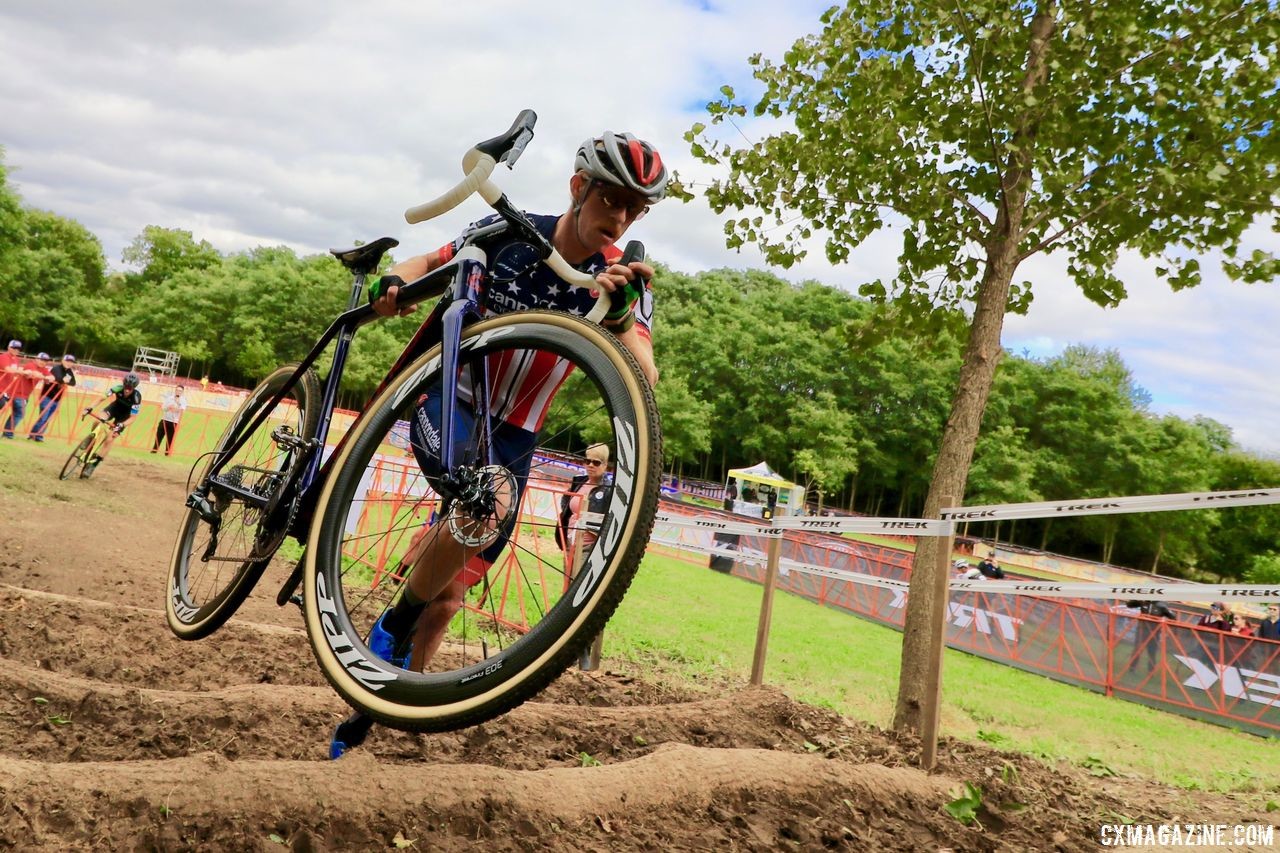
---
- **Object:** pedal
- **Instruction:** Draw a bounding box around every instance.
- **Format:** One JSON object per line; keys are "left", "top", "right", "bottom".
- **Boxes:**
{"left": 288, "top": 593, "right": 303, "bottom": 611}
{"left": 270, "top": 425, "right": 319, "bottom": 452}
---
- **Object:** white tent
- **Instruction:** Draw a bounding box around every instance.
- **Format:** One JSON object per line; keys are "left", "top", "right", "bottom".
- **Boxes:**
{"left": 725, "top": 461, "right": 806, "bottom": 517}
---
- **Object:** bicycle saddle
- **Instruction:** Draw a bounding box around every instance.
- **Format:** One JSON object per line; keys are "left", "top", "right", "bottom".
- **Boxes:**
{"left": 329, "top": 236, "right": 400, "bottom": 275}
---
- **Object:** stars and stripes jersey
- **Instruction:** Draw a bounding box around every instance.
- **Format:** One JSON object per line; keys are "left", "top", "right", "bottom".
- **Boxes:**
{"left": 434, "top": 212, "right": 654, "bottom": 432}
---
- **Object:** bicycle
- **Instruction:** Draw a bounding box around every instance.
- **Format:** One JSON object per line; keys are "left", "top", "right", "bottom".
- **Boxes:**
{"left": 165, "top": 110, "right": 662, "bottom": 733}
{"left": 59, "top": 411, "right": 119, "bottom": 480}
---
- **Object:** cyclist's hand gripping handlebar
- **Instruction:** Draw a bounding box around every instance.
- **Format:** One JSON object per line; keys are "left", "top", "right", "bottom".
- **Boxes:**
{"left": 601, "top": 240, "right": 649, "bottom": 330}
{"left": 402, "top": 110, "right": 614, "bottom": 322}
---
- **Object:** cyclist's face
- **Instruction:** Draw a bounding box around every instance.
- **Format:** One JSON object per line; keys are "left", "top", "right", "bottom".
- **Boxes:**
{"left": 574, "top": 175, "right": 649, "bottom": 248}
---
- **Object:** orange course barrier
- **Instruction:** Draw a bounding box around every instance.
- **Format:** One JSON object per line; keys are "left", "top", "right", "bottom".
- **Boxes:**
{"left": 649, "top": 499, "right": 1280, "bottom": 739}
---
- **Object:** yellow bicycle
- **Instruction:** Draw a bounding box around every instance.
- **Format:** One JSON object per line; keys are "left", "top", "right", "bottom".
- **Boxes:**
{"left": 59, "top": 411, "right": 119, "bottom": 480}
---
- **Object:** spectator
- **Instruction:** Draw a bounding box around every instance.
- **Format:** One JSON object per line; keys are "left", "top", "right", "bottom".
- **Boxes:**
{"left": 723, "top": 477, "right": 738, "bottom": 512}
{"left": 1231, "top": 613, "right": 1255, "bottom": 637}
{"left": 977, "top": 552, "right": 1006, "bottom": 579}
{"left": 151, "top": 385, "right": 188, "bottom": 455}
{"left": 0, "top": 340, "right": 21, "bottom": 410}
{"left": 28, "top": 354, "right": 76, "bottom": 442}
{"left": 1125, "top": 600, "right": 1175, "bottom": 670}
{"left": 1, "top": 343, "right": 47, "bottom": 439}
{"left": 1258, "top": 605, "right": 1280, "bottom": 641}
{"left": 954, "top": 559, "right": 983, "bottom": 580}
{"left": 1197, "top": 603, "right": 1232, "bottom": 632}
{"left": 558, "top": 443, "right": 611, "bottom": 573}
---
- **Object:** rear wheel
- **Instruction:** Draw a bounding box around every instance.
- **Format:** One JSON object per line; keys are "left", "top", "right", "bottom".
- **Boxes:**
{"left": 166, "top": 365, "right": 320, "bottom": 640}
{"left": 303, "top": 311, "right": 661, "bottom": 732}
{"left": 59, "top": 434, "right": 94, "bottom": 480}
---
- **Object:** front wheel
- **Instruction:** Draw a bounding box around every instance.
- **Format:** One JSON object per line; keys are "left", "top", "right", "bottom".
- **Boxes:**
{"left": 59, "top": 434, "right": 94, "bottom": 480}
{"left": 166, "top": 364, "right": 320, "bottom": 640}
{"left": 303, "top": 311, "right": 661, "bottom": 732}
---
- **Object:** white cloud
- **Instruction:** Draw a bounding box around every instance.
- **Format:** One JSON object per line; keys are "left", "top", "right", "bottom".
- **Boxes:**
{"left": 2, "top": 1, "right": 1278, "bottom": 457}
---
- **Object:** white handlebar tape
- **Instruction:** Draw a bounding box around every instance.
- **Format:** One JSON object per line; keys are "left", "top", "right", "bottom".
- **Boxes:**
{"left": 404, "top": 151, "right": 498, "bottom": 224}
{"left": 404, "top": 141, "right": 612, "bottom": 323}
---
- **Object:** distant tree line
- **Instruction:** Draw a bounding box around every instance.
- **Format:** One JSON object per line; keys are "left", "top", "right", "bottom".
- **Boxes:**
{"left": 3, "top": 151, "right": 1277, "bottom": 580}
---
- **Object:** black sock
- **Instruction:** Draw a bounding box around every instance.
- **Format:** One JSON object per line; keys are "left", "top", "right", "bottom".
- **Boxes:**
{"left": 382, "top": 589, "right": 427, "bottom": 643}
{"left": 333, "top": 711, "right": 375, "bottom": 749}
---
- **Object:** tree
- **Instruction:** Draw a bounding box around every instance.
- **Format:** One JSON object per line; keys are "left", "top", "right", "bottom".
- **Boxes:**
{"left": 122, "top": 226, "right": 222, "bottom": 287}
{"left": 653, "top": 371, "right": 714, "bottom": 470}
{"left": 691, "top": 0, "right": 1280, "bottom": 734}
{"left": 791, "top": 390, "right": 859, "bottom": 505}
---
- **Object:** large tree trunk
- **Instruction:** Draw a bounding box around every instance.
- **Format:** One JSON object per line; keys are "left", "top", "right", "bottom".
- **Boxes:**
{"left": 890, "top": 244, "right": 1018, "bottom": 733}
{"left": 891, "top": 0, "right": 1057, "bottom": 735}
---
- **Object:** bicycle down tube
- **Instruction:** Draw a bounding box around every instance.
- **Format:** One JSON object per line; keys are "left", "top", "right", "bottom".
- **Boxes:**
{"left": 187, "top": 258, "right": 463, "bottom": 518}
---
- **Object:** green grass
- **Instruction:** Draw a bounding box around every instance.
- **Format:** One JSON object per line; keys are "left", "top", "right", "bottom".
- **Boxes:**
{"left": 606, "top": 551, "right": 1280, "bottom": 793}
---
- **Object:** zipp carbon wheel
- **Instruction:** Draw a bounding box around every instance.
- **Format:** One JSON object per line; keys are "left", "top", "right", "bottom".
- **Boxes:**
{"left": 59, "top": 434, "right": 94, "bottom": 480}
{"left": 304, "top": 311, "right": 661, "bottom": 732}
{"left": 166, "top": 364, "right": 320, "bottom": 640}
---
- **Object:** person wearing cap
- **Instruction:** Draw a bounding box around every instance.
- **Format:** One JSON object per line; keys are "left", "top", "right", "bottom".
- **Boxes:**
{"left": 977, "top": 552, "right": 1006, "bottom": 579}
{"left": 953, "top": 559, "right": 983, "bottom": 581}
{"left": 28, "top": 354, "right": 77, "bottom": 442}
{"left": 0, "top": 340, "right": 23, "bottom": 412}
{"left": 1, "top": 342, "right": 48, "bottom": 438}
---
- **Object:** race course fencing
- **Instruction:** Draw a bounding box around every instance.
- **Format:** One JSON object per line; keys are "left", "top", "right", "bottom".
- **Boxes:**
{"left": 650, "top": 491, "right": 1280, "bottom": 739}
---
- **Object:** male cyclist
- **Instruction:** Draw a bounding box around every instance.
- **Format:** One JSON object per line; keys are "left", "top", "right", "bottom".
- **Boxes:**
{"left": 331, "top": 131, "right": 666, "bottom": 757}
{"left": 82, "top": 372, "right": 142, "bottom": 474}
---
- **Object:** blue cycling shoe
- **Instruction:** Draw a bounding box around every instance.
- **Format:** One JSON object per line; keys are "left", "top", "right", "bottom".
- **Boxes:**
{"left": 329, "top": 614, "right": 410, "bottom": 759}
{"left": 330, "top": 712, "right": 376, "bottom": 759}
{"left": 367, "top": 612, "right": 413, "bottom": 668}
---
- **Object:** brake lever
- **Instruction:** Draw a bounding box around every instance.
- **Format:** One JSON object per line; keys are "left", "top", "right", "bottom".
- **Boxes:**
{"left": 503, "top": 128, "right": 534, "bottom": 168}
{"left": 605, "top": 240, "right": 649, "bottom": 324}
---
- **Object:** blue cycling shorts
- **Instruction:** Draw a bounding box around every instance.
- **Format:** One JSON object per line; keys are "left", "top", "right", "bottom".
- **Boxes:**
{"left": 408, "top": 386, "right": 536, "bottom": 565}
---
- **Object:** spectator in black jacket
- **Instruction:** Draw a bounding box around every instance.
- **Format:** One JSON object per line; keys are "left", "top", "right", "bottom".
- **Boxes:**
{"left": 1126, "top": 600, "right": 1175, "bottom": 670}
{"left": 1258, "top": 605, "right": 1280, "bottom": 641}
{"left": 977, "top": 553, "right": 1006, "bottom": 579}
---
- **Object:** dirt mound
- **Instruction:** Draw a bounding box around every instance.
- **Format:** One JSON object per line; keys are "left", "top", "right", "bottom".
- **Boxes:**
{"left": 0, "top": 447, "right": 1273, "bottom": 850}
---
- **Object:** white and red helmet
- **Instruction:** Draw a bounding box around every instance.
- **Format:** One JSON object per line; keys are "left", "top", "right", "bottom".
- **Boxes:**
{"left": 574, "top": 131, "right": 668, "bottom": 201}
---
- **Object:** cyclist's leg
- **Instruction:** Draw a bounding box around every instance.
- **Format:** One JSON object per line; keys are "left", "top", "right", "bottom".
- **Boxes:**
{"left": 95, "top": 424, "right": 119, "bottom": 460}
{"left": 375, "top": 392, "right": 529, "bottom": 654}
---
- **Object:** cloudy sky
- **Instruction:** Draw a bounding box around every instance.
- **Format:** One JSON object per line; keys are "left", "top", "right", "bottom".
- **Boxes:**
{"left": 2, "top": 1, "right": 1277, "bottom": 455}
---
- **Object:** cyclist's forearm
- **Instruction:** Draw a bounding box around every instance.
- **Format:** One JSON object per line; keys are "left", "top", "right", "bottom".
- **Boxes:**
{"left": 388, "top": 250, "right": 444, "bottom": 282}
{"left": 614, "top": 327, "right": 658, "bottom": 387}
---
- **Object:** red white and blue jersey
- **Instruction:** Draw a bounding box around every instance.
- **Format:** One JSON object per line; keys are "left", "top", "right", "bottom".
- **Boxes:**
{"left": 436, "top": 212, "right": 653, "bottom": 432}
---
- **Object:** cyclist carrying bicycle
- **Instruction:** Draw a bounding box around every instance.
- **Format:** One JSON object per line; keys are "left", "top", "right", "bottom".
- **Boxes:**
{"left": 81, "top": 372, "right": 142, "bottom": 475}
{"left": 331, "top": 130, "right": 667, "bottom": 757}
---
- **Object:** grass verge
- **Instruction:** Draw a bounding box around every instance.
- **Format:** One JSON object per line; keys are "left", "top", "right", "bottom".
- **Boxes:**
{"left": 606, "top": 550, "right": 1280, "bottom": 794}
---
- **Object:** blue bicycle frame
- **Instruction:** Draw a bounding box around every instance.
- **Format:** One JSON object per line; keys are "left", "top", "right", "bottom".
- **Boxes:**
{"left": 189, "top": 224, "right": 507, "bottom": 539}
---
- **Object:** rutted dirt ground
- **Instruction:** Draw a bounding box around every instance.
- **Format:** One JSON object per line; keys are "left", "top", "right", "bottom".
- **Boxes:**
{"left": 0, "top": 448, "right": 1275, "bottom": 851}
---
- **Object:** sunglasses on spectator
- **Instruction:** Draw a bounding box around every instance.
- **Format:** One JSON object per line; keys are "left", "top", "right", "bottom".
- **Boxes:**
{"left": 585, "top": 459, "right": 605, "bottom": 466}
{"left": 594, "top": 186, "right": 650, "bottom": 221}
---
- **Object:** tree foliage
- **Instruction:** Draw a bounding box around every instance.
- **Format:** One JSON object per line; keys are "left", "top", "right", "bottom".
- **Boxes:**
{"left": 690, "top": 0, "right": 1280, "bottom": 734}
{"left": 3, "top": 147, "right": 1279, "bottom": 589}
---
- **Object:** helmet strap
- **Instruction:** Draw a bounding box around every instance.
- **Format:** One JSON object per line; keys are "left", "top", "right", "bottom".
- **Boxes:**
{"left": 571, "top": 179, "right": 596, "bottom": 253}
